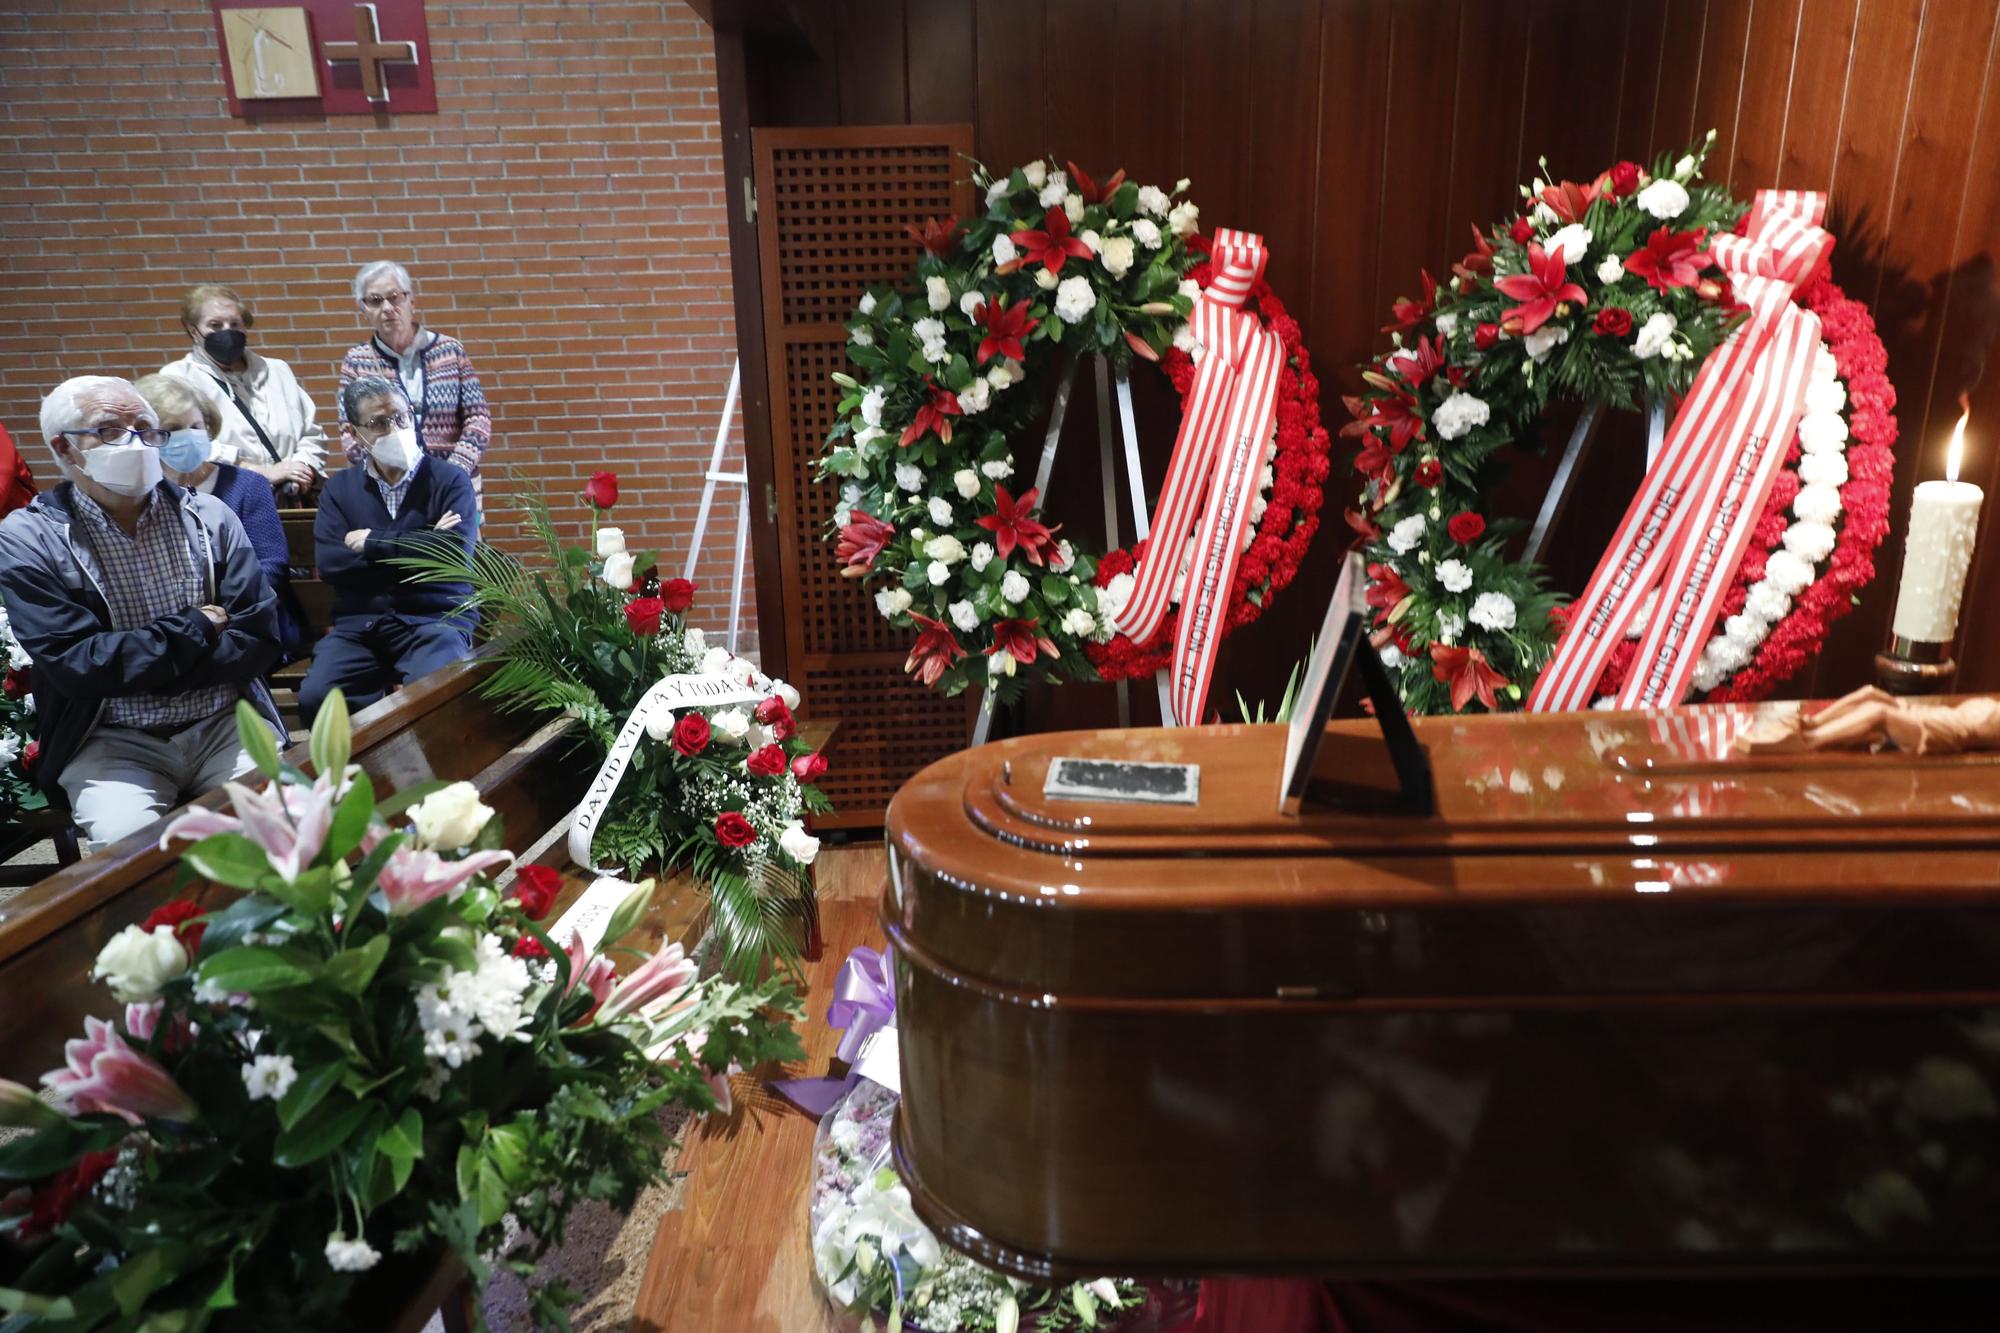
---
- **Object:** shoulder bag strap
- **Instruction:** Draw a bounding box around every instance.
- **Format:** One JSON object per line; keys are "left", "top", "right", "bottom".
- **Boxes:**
{"left": 207, "top": 372, "right": 283, "bottom": 464}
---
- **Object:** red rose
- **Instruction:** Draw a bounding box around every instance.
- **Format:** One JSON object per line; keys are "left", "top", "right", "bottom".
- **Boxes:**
{"left": 1447, "top": 513, "right": 1486, "bottom": 544}
{"left": 746, "top": 743, "right": 788, "bottom": 777}
{"left": 512, "top": 936, "right": 550, "bottom": 961}
{"left": 754, "top": 696, "right": 795, "bottom": 740}
{"left": 584, "top": 471, "right": 619, "bottom": 510}
{"left": 21, "top": 1150, "right": 117, "bottom": 1240}
{"left": 673, "top": 713, "right": 711, "bottom": 756}
{"left": 1509, "top": 216, "right": 1534, "bottom": 244}
{"left": 1474, "top": 323, "right": 1501, "bottom": 350}
{"left": 662, "top": 578, "right": 695, "bottom": 613}
{"left": 512, "top": 864, "right": 563, "bottom": 920}
{"left": 1415, "top": 459, "right": 1443, "bottom": 488}
{"left": 2, "top": 667, "right": 29, "bottom": 699}
{"left": 623, "top": 596, "right": 665, "bottom": 639}
{"left": 791, "top": 751, "right": 828, "bottom": 783}
{"left": 141, "top": 899, "right": 208, "bottom": 954}
{"left": 1593, "top": 306, "right": 1633, "bottom": 337}
{"left": 714, "top": 812, "right": 756, "bottom": 849}
{"left": 1608, "top": 160, "right": 1642, "bottom": 197}
{"left": 22, "top": 740, "right": 39, "bottom": 770}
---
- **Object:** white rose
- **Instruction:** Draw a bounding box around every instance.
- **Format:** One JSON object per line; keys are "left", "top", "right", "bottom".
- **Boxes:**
{"left": 927, "top": 495, "right": 953, "bottom": 525}
{"left": 1022, "top": 160, "right": 1047, "bottom": 190}
{"left": 644, "top": 707, "right": 676, "bottom": 742}
{"left": 1100, "top": 235, "right": 1136, "bottom": 278}
{"left": 927, "top": 560, "right": 950, "bottom": 586}
{"left": 850, "top": 327, "right": 874, "bottom": 347}
{"left": 992, "top": 234, "right": 1017, "bottom": 266}
{"left": 1596, "top": 254, "right": 1625, "bottom": 285}
{"left": 1637, "top": 179, "right": 1690, "bottom": 220}
{"left": 924, "top": 534, "right": 965, "bottom": 563}
{"left": 970, "top": 542, "right": 995, "bottom": 572}
{"left": 980, "top": 457, "right": 1014, "bottom": 479}
{"left": 948, "top": 600, "right": 978, "bottom": 632}
{"left": 1431, "top": 391, "right": 1492, "bottom": 441}
{"left": 1523, "top": 323, "right": 1570, "bottom": 363}
{"left": 1034, "top": 267, "right": 1059, "bottom": 291}
{"left": 411, "top": 781, "right": 496, "bottom": 851}
{"left": 595, "top": 526, "right": 626, "bottom": 557}
{"left": 953, "top": 468, "right": 980, "bottom": 499}
{"left": 1437, "top": 558, "right": 1473, "bottom": 593}
{"left": 1079, "top": 228, "right": 1103, "bottom": 255}
{"left": 956, "top": 378, "right": 992, "bottom": 415}
{"left": 860, "top": 385, "right": 886, "bottom": 427}
{"left": 1055, "top": 274, "right": 1097, "bottom": 324}
{"left": 1168, "top": 200, "right": 1200, "bottom": 237}
{"left": 895, "top": 462, "right": 924, "bottom": 492}
{"left": 710, "top": 708, "right": 751, "bottom": 742}
{"left": 1546, "top": 223, "right": 1593, "bottom": 267}
{"left": 779, "top": 822, "right": 820, "bottom": 866}
{"left": 602, "top": 552, "right": 635, "bottom": 591}
{"left": 875, "top": 587, "right": 913, "bottom": 618}
{"left": 1131, "top": 218, "right": 1163, "bottom": 250}
{"left": 1674, "top": 153, "right": 1698, "bottom": 182}
{"left": 1061, "top": 607, "right": 1096, "bottom": 637}
{"left": 925, "top": 275, "right": 950, "bottom": 312}
{"left": 1137, "top": 184, "right": 1170, "bottom": 217}
{"left": 93, "top": 924, "right": 189, "bottom": 1004}
{"left": 1633, "top": 311, "right": 1678, "bottom": 360}
{"left": 959, "top": 290, "right": 986, "bottom": 317}
{"left": 1388, "top": 514, "right": 1427, "bottom": 555}
{"left": 1062, "top": 193, "right": 1084, "bottom": 224}
{"left": 775, "top": 680, "right": 801, "bottom": 710}
{"left": 1001, "top": 569, "right": 1031, "bottom": 604}
{"left": 858, "top": 292, "right": 877, "bottom": 316}
{"left": 1468, "top": 591, "right": 1517, "bottom": 632}
{"left": 1434, "top": 311, "right": 1459, "bottom": 338}
{"left": 699, "top": 645, "right": 732, "bottom": 675}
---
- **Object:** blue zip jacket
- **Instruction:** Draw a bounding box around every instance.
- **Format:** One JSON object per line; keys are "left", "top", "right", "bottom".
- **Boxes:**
{"left": 315, "top": 455, "right": 475, "bottom": 623}
{"left": 0, "top": 479, "right": 285, "bottom": 793}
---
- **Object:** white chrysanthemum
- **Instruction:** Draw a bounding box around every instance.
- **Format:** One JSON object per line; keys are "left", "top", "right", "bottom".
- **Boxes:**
{"left": 894, "top": 462, "right": 924, "bottom": 493}
{"left": 1764, "top": 549, "right": 1815, "bottom": 596}
{"left": 1387, "top": 514, "right": 1426, "bottom": 554}
{"left": 926, "top": 495, "right": 953, "bottom": 526}
{"left": 1469, "top": 591, "right": 1517, "bottom": 632}
{"left": 1747, "top": 581, "right": 1793, "bottom": 622}
{"left": 953, "top": 468, "right": 980, "bottom": 499}
{"left": 1437, "top": 558, "right": 1473, "bottom": 593}
{"left": 875, "top": 587, "right": 913, "bottom": 618}
{"left": 980, "top": 456, "right": 1014, "bottom": 479}
{"left": 1177, "top": 277, "right": 1202, "bottom": 302}
{"left": 1432, "top": 392, "right": 1491, "bottom": 441}
{"left": 992, "top": 234, "right": 1017, "bottom": 265}
{"left": 1060, "top": 607, "right": 1096, "bottom": 637}
{"left": 1804, "top": 377, "right": 1847, "bottom": 416}
{"left": 1634, "top": 311, "right": 1678, "bottom": 360}
{"left": 860, "top": 385, "right": 886, "bottom": 427}
{"left": 1783, "top": 520, "right": 1837, "bottom": 564}
{"left": 1001, "top": 569, "right": 1031, "bottom": 604}
{"left": 1793, "top": 482, "right": 1843, "bottom": 525}
{"left": 1131, "top": 218, "right": 1163, "bottom": 249}
{"left": 1172, "top": 323, "right": 1199, "bottom": 356}
{"left": 1798, "top": 412, "right": 1850, "bottom": 452}
{"left": 1637, "top": 179, "right": 1690, "bottom": 219}
{"left": 1523, "top": 324, "right": 1570, "bottom": 363}
{"left": 1546, "top": 223, "right": 1593, "bottom": 266}
{"left": 1055, "top": 275, "right": 1097, "bottom": 324}
{"left": 925, "top": 275, "right": 950, "bottom": 312}
{"left": 242, "top": 1053, "right": 298, "bottom": 1102}
{"left": 1137, "top": 184, "right": 1170, "bottom": 217}
{"left": 1596, "top": 254, "right": 1625, "bottom": 285}
{"left": 970, "top": 542, "right": 995, "bottom": 572}
{"left": 948, "top": 600, "right": 978, "bottom": 632}
{"left": 1097, "top": 571, "right": 1137, "bottom": 632}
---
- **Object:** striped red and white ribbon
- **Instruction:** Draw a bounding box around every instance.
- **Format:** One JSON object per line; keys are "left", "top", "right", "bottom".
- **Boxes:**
{"left": 1116, "top": 228, "right": 1283, "bottom": 725}
{"left": 1529, "top": 190, "right": 1831, "bottom": 713}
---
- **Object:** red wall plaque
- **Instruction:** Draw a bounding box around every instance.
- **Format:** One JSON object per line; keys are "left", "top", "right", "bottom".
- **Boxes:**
{"left": 212, "top": 0, "right": 438, "bottom": 117}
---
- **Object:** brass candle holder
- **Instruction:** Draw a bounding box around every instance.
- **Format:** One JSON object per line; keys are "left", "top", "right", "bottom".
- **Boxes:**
{"left": 1875, "top": 635, "right": 1959, "bottom": 697}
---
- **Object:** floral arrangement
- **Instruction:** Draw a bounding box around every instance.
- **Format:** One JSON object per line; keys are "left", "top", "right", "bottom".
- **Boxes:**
{"left": 1345, "top": 133, "right": 1763, "bottom": 712}
{"left": 812, "top": 1078, "right": 1144, "bottom": 1332}
{"left": 0, "top": 600, "right": 42, "bottom": 826}
{"left": 823, "top": 157, "right": 1331, "bottom": 704}
{"left": 398, "top": 474, "right": 832, "bottom": 978}
{"left": 0, "top": 693, "right": 802, "bottom": 1331}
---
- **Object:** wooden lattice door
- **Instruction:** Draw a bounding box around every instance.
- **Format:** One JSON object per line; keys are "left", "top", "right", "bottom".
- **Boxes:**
{"left": 752, "top": 124, "right": 975, "bottom": 829}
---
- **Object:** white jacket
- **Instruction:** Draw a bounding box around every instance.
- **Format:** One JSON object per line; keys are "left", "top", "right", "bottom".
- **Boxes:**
{"left": 160, "top": 348, "right": 329, "bottom": 474}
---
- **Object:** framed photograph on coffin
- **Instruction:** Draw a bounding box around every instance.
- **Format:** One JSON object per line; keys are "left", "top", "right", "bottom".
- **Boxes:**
{"left": 1280, "top": 554, "right": 1434, "bottom": 818}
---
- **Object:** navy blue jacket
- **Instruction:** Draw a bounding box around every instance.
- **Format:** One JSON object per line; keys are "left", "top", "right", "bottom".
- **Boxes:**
{"left": 206, "top": 463, "right": 306, "bottom": 660}
{"left": 315, "top": 456, "right": 476, "bottom": 623}
{"left": 0, "top": 480, "right": 284, "bottom": 793}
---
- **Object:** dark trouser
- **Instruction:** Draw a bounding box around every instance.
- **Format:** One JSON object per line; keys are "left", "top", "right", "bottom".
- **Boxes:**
{"left": 299, "top": 613, "right": 472, "bottom": 726}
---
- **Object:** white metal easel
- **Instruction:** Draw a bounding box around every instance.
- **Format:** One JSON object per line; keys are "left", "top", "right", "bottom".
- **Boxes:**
{"left": 683, "top": 360, "right": 751, "bottom": 654}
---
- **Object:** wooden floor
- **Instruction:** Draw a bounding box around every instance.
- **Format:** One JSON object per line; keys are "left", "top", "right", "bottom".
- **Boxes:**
{"left": 631, "top": 842, "right": 889, "bottom": 1332}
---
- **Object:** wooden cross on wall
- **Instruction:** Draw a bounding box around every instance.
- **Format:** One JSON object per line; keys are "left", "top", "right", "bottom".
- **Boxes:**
{"left": 323, "top": 2, "right": 417, "bottom": 102}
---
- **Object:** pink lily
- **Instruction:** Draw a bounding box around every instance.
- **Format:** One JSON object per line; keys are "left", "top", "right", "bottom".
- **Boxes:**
{"left": 159, "top": 775, "right": 339, "bottom": 882}
{"left": 560, "top": 931, "right": 619, "bottom": 1026}
{"left": 596, "top": 942, "right": 698, "bottom": 1023}
{"left": 123, "top": 1001, "right": 193, "bottom": 1053}
{"left": 376, "top": 847, "right": 515, "bottom": 916}
{"left": 41, "top": 1017, "right": 198, "bottom": 1125}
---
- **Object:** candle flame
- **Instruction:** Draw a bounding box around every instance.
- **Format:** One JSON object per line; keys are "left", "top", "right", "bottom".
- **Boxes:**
{"left": 1947, "top": 395, "right": 1970, "bottom": 484}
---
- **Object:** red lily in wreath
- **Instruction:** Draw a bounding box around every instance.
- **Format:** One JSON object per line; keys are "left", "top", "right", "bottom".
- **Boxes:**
{"left": 1382, "top": 270, "right": 1437, "bottom": 333}
{"left": 975, "top": 485, "right": 1060, "bottom": 565}
{"left": 904, "top": 215, "right": 963, "bottom": 257}
{"left": 989, "top": 617, "right": 1060, "bottom": 670}
{"left": 1430, "top": 643, "right": 1509, "bottom": 712}
{"left": 905, "top": 612, "right": 967, "bottom": 686}
{"left": 1364, "top": 562, "right": 1410, "bottom": 626}
{"left": 1391, "top": 334, "right": 1446, "bottom": 390}
{"left": 1454, "top": 225, "right": 1496, "bottom": 283}
{"left": 1623, "top": 226, "right": 1713, "bottom": 292}
{"left": 975, "top": 295, "right": 1039, "bottom": 364}
{"left": 1010, "top": 207, "right": 1094, "bottom": 274}
{"left": 1495, "top": 243, "right": 1587, "bottom": 334}
{"left": 1341, "top": 384, "right": 1423, "bottom": 453}
{"left": 1537, "top": 178, "right": 1599, "bottom": 224}
{"left": 1065, "top": 160, "right": 1127, "bottom": 205}
{"left": 836, "top": 510, "right": 897, "bottom": 577}
{"left": 899, "top": 378, "right": 961, "bottom": 447}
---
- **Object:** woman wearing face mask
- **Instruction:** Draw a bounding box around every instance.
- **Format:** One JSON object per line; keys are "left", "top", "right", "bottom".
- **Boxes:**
{"left": 160, "top": 282, "right": 327, "bottom": 504}
{"left": 337, "top": 261, "right": 492, "bottom": 504}
{"left": 133, "top": 374, "right": 309, "bottom": 664}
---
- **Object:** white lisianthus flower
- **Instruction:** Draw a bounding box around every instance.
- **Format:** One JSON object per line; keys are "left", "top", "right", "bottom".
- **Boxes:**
{"left": 1387, "top": 514, "right": 1427, "bottom": 555}
{"left": 710, "top": 708, "right": 751, "bottom": 743}
{"left": 1137, "top": 184, "right": 1170, "bottom": 217}
{"left": 1034, "top": 267, "right": 1060, "bottom": 291}
{"left": 411, "top": 781, "right": 496, "bottom": 851}
{"left": 1546, "top": 223, "right": 1593, "bottom": 266}
{"left": 927, "top": 560, "right": 950, "bottom": 586}
{"left": 912, "top": 317, "right": 949, "bottom": 364}
{"left": 1468, "top": 591, "right": 1517, "bottom": 632}
{"left": 959, "top": 290, "right": 986, "bottom": 317}
{"left": 1638, "top": 179, "right": 1690, "bottom": 220}
{"left": 1434, "top": 311, "right": 1459, "bottom": 338}
{"left": 1523, "top": 323, "right": 1570, "bottom": 363}
{"left": 971, "top": 542, "right": 995, "bottom": 572}
{"left": 857, "top": 292, "right": 877, "bottom": 316}
{"left": 779, "top": 823, "right": 820, "bottom": 866}
{"left": 1131, "top": 218, "right": 1163, "bottom": 249}
{"left": 1431, "top": 391, "right": 1492, "bottom": 441}
{"left": 1022, "top": 160, "right": 1047, "bottom": 190}
{"left": 894, "top": 462, "right": 924, "bottom": 492}
{"left": 1001, "top": 569, "right": 1031, "bottom": 604}
{"left": 875, "top": 587, "right": 913, "bottom": 618}
{"left": 850, "top": 327, "right": 874, "bottom": 347}
{"left": 953, "top": 468, "right": 980, "bottom": 499}
{"left": 957, "top": 378, "right": 992, "bottom": 415}
{"left": 852, "top": 425, "right": 886, "bottom": 454}
{"left": 644, "top": 707, "right": 676, "bottom": 742}
{"left": 595, "top": 526, "right": 626, "bottom": 557}
{"left": 1061, "top": 607, "right": 1096, "bottom": 637}
{"left": 992, "top": 233, "right": 1017, "bottom": 266}
{"left": 925, "top": 275, "right": 951, "bottom": 312}
{"left": 948, "top": 600, "right": 978, "bottom": 632}
{"left": 1532, "top": 201, "right": 1559, "bottom": 227}
{"left": 93, "top": 925, "right": 188, "bottom": 1004}
{"left": 601, "top": 552, "right": 635, "bottom": 591}
{"left": 1038, "top": 174, "right": 1068, "bottom": 209}
{"left": 1062, "top": 193, "right": 1084, "bottom": 224}
{"left": 1055, "top": 275, "right": 1097, "bottom": 324}
{"left": 1168, "top": 200, "right": 1200, "bottom": 237}
{"left": 1100, "top": 234, "right": 1136, "bottom": 278}
{"left": 325, "top": 1233, "right": 382, "bottom": 1273}
{"left": 1437, "top": 558, "right": 1474, "bottom": 593}
{"left": 925, "top": 533, "right": 965, "bottom": 563}
{"left": 980, "top": 457, "right": 1014, "bottom": 480}
{"left": 242, "top": 1052, "right": 299, "bottom": 1102}
{"left": 1633, "top": 311, "right": 1678, "bottom": 360}
{"left": 860, "top": 385, "right": 886, "bottom": 427}
{"left": 1596, "top": 254, "right": 1625, "bottom": 285}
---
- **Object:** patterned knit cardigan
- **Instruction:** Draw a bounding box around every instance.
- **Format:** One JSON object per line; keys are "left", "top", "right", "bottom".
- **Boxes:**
{"left": 337, "top": 333, "right": 492, "bottom": 482}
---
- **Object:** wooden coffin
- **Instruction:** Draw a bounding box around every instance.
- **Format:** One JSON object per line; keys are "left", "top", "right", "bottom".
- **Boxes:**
{"left": 883, "top": 705, "right": 2000, "bottom": 1283}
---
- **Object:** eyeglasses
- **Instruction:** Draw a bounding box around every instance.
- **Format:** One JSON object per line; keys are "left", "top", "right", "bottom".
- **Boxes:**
{"left": 359, "top": 411, "right": 413, "bottom": 432}
{"left": 362, "top": 291, "right": 410, "bottom": 310}
{"left": 62, "top": 425, "right": 169, "bottom": 448}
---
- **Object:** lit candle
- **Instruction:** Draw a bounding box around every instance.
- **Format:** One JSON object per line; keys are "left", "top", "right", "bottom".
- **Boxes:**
{"left": 1891, "top": 402, "right": 1984, "bottom": 647}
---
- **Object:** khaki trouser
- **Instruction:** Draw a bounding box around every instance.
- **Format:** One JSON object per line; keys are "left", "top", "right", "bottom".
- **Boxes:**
{"left": 58, "top": 709, "right": 261, "bottom": 852}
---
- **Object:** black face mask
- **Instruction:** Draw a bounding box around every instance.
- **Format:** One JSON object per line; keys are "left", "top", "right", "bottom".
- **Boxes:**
{"left": 202, "top": 328, "right": 248, "bottom": 364}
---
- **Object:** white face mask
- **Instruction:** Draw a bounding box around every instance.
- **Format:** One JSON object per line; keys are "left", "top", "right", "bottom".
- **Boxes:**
{"left": 77, "top": 442, "right": 162, "bottom": 498}
{"left": 369, "top": 426, "right": 419, "bottom": 474}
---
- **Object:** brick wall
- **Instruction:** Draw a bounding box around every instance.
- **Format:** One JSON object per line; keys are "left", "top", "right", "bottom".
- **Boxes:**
{"left": 0, "top": 0, "right": 759, "bottom": 655}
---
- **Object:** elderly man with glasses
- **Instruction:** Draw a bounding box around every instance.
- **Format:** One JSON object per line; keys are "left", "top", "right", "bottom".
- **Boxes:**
{"left": 298, "top": 376, "right": 477, "bottom": 727}
{"left": 0, "top": 375, "right": 285, "bottom": 850}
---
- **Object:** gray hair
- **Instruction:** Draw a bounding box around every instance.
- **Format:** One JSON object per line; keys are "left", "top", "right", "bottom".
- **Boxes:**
{"left": 354, "top": 260, "right": 414, "bottom": 308}
{"left": 340, "top": 375, "right": 409, "bottom": 427}
{"left": 39, "top": 375, "right": 153, "bottom": 477}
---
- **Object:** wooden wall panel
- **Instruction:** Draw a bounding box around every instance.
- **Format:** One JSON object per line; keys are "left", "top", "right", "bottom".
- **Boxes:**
{"left": 720, "top": 0, "right": 2000, "bottom": 732}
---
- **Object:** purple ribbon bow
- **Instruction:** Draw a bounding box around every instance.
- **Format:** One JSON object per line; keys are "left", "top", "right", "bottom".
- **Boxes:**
{"left": 771, "top": 945, "right": 897, "bottom": 1117}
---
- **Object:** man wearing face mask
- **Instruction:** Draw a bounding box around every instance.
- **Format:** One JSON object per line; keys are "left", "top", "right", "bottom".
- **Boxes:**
{"left": 0, "top": 376, "right": 286, "bottom": 851}
{"left": 161, "top": 282, "right": 327, "bottom": 504}
{"left": 298, "top": 376, "right": 476, "bottom": 726}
